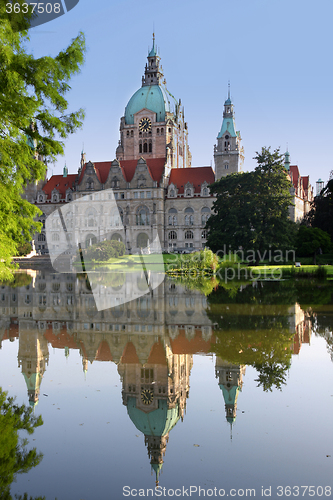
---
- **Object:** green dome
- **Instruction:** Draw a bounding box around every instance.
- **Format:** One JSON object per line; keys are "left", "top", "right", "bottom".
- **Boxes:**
{"left": 125, "top": 85, "right": 176, "bottom": 125}
{"left": 127, "top": 397, "right": 180, "bottom": 436}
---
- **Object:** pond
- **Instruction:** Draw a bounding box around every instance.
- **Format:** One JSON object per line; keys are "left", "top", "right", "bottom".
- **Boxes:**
{"left": 0, "top": 271, "right": 333, "bottom": 499}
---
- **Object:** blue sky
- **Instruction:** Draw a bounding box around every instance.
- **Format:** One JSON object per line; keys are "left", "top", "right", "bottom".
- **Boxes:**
{"left": 28, "top": 0, "right": 333, "bottom": 188}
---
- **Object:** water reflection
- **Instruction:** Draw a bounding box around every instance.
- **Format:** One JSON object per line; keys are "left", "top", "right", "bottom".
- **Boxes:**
{"left": 0, "top": 271, "right": 333, "bottom": 493}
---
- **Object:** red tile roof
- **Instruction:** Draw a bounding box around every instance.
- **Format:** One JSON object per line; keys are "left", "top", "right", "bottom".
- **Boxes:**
{"left": 169, "top": 166, "right": 215, "bottom": 194}
{"left": 42, "top": 174, "right": 77, "bottom": 199}
{"left": 78, "top": 161, "right": 112, "bottom": 185}
{"left": 120, "top": 157, "right": 166, "bottom": 183}
{"left": 78, "top": 158, "right": 166, "bottom": 186}
{"left": 121, "top": 341, "right": 140, "bottom": 364}
{"left": 95, "top": 340, "right": 113, "bottom": 362}
{"left": 289, "top": 165, "right": 300, "bottom": 189}
{"left": 147, "top": 340, "right": 167, "bottom": 365}
{"left": 170, "top": 330, "right": 215, "bottom": 354}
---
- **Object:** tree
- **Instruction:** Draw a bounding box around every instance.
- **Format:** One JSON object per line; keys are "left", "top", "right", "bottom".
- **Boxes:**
{"left": 0, "top": 388, "right": 43, "bottom": 499}
{"left": 0, "top": 2, "right": 85, "bottom": 279}
{"left": 206, "top": 147, "right": 296, "bottom": 262}
{"left": 304, "top": 178, "right": 333, "bottom": 241}
{"left": 295, "top": 225, "right": 332, "bottom": 257}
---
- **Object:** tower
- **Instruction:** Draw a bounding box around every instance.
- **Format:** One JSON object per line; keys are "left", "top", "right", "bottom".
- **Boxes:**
{"left": 214, "top": 87, "right": 243, "bottom": 179}
{"left": 116, "top": 35, "right": 191, "bottom": 170}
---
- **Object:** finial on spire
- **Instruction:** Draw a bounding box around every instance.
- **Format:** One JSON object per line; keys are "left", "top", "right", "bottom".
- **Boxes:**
{"left": 228, "top": 80, "right": 230, "bottom": 100}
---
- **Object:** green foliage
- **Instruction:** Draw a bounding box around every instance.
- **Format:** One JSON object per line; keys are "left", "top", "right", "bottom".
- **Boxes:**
{"left": 207, "top": 147, "right": 296, "bottom": 260}
{"left": 0, "top": 388, "right": 43, "bottom": 499}
{"left": 304, "top": 179, "right": 333, "bottom": 240}
{"left": 16, "top": 242, "right": 33, "bottom": 256}
{"left": 165, "top": 249, "right": 218, "bottom": 275}
{"left": 0, "top": 3, "right": 86, "bottom": 275}
{"left": 296, "top": 225, "right": 332, "bottom": 257}
{"left": 83, "top": 239, "right": 126, "bottom": 262}
{"left": 0, "top": 272, "right": 32, "bottom": 287}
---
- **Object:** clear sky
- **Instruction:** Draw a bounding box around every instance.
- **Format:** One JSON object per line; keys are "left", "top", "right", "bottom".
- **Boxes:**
{"left": 27, "top": 0, "right": 333, "bottom": 189}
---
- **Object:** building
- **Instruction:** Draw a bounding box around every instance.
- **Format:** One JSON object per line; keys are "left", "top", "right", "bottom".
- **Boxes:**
{"left": 25, "top": 36, "right": 313, "bottom": 254}
{"left": 26, "top": 36, "right": 242, "bottom": 255}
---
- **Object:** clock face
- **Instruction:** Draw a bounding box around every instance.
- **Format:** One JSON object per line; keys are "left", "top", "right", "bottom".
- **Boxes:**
{"left": 139, "top": 117, "right": 152, "bottom": 132}
{"left": 141, "top": 388, "right": 154, "bottom": 405}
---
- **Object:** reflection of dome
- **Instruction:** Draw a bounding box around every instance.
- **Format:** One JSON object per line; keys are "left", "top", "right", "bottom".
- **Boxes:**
{"left": 127, "top": 398, "right": 180, "bottom": 436}
{"left": 125, "top": 85, "right": 177, "bottom": 125}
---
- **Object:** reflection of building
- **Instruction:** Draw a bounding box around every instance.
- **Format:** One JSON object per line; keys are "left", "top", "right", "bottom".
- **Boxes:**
{"left": 215, "top": 358, "right": 246, "bottom": 430}
{"left": 18, "top": 325, "right": 49, "bottom": 407}
{"left": 289, "top": 303, "right": 311, "bottom": 354}
{"left": 119, "top": 339, "right": 192, "bottom": 483}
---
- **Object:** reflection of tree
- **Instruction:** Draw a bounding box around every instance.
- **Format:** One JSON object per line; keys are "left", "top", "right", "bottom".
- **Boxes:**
{"left": 0, "top": 389, "right": 43, "bottom": 499}
{"left": 254, "top": 361, "right": 289, "bottom": 392}
{"left": 208, "top": 290, "right": 294, "bottom": 391}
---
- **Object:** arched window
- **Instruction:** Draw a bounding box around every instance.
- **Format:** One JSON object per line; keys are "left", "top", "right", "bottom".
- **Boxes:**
{"left": 110, "top": 208, "right": 122, "bottom": 227}
{"left": 161, "top": 128, "right": 164, "bottom": 135}
{"left": 38, "top": 234, "right": 46, "bottom": 242}
{"left": 184, "top": 207, "right": 194, "bottom": 226}
{"left": 52, "top": 232, "right": 60, "bottom": 242}
{"left": 148, "top": 141, "right": 152, "bottom": 153}
{"left": 143, "top": 142, "right": 148, "bottom": 153}
{"left": 139, "top": 142, "right": 142, "bottom": 153}
{"left": 201, "top": 229, "right": 208, "bottom": 239}
{"left": 169, "top": 189, "right": 175, "bottom": 197}
{"left": 111, "top": 176, "right": 119, "bottom": 188}
{"left": 201, "top": 207, "right": 211, "bottom": 225}
{"left": 168, "top": 231, "right": 177, "bottom": 240}
{"left": 157, "top": 128, "right": 160, "bottom": 134}
{"left": 131, "top": 130, "right": 133, "bottom": 137}
{"left": 185, "top": 230, "right": 194, "bottom": 240}
{"left": 168, "top": 208, "right": 177, "bottom": 226}
{"left": 111, "top": 233, "right": 123, "bottom": 243}
{"left": 136, "top": 206, "right": 150, "bottom": 226}
{"left": 85, "top": 208, "right": 97, "bottom": 228}
{"left": 185, "top": 188, "right": 192, "bottom": 197}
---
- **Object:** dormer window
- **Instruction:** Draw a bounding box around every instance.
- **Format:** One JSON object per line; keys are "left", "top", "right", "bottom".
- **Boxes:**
{"left": 111, "top": 177, "right": 119, "bottom": 189}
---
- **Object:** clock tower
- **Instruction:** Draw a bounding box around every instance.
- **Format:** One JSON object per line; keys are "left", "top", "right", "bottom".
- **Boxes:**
{"left": 116, "top": 35, "right": 191, "bottom": 170}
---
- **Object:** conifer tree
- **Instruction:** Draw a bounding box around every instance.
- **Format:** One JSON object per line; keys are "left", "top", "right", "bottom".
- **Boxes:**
{"left": 0, "top": 2, "right": 85, "bottom": 278}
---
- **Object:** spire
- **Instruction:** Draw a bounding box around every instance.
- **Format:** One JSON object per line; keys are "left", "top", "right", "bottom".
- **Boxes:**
{"left": 63, "top": 163, "right": 68, "bottom": 177}
{"left": 284, "top": 150, "right": 290, "bottom": 171}
{"left": 143, "top": 35, "right": 163, "bottom": 86}
{"left": 228, "top": 80, "right": 230, "bottom": 100}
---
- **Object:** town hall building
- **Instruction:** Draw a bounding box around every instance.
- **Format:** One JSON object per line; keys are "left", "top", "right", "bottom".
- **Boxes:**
{"left": 26, "top": 36, "right": 312, "bottom": 255}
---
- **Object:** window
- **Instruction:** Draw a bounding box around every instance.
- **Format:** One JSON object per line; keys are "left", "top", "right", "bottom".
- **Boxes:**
{"left": 134, "top": 192, "right": 139, "bottom": 199}
{"left": 168, "top": 231, "right": 177, "bottom": 240}
{"left": 169, "top": 189, "right": 175, "bottom": 197}
{"left": 143, "top": 142, "right": 148, "bottom": 153}
{"left": 139, "top": 143, "right": 142, "bottom": 153}
{"left": 148, "top": 141, "right": 152, "bottom": 153}
{"left": 52, "top": 232, "right": 60, "bottom": 242}
{"left": 111, "top": 177, "right": 119, "bottom": 188}
{"left": 85, "top": 208, "right": 97, "bottom": 228}
{"left": 184, "top": 207, "right": 194, "bottom": 226}
{"left": 38, "top": 234, "right": 46, "bottom": 242}
{"left": 185, "top": 230, "right": 194, "bottom": 239}
{"left": 157, "top": 128, "right": 160, "bottom": 134}
{"left": 137, "top": 175, "right": 146, "bottom": 188}
{"left": 146, "top": 191, "right": 151, "bottom": 198}
{"left": 201, "top": 229, "right": 208, "bottom": 239}
{"left": 136, "top": 206, "right": 150, "bottom": 226}
{"left": 86, "top": 178, "right": 94, "bottom": 190}
{"left": 140, "top": 191, "right": 145, "bottom": 199}
{"left": 225, "top": 164, "right": 229, "bottom": 169}
{"left": 201, "top": 207, "right": 211, "bottom": 225}
{"left": 168, "top": 208, "right": 177, "bottom": 226}
{"left": 185, "top": 188, "right": 192, "bottom": 197}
